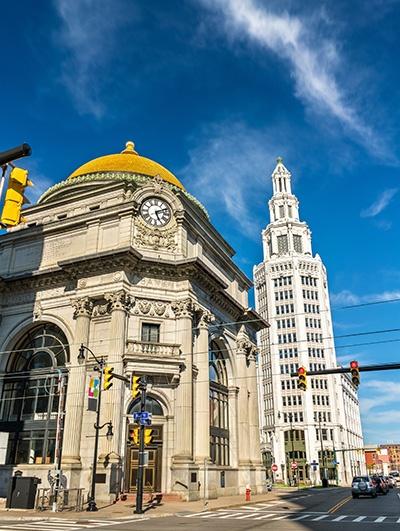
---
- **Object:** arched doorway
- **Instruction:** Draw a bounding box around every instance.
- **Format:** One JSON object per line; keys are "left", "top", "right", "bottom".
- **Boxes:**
{"left": 125, "top": 395, "right": 164, "bottom": 493}
{"left": 0, "top": 324, "right": 69, "bottom": 465}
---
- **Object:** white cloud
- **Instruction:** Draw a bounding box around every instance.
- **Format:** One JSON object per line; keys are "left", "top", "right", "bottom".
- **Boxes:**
{"left": 182, "top": 121, "right": 283, "bottom": 238}
{"left": 198, "top": 0, "right": 388, "bottom": 158}
{"left": 361, "top": 188, "right": 398, "bottom": 218}
{"left": 54, "top": 0, "right": 135, "bottom": 118}
{"left": 330, "top": 289, "right": 400, "bottom": 307}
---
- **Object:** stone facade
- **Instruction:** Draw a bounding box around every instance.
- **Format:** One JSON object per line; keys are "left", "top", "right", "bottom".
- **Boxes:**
{"left": 0, "top": 147, "right": 266, "bottom": 502}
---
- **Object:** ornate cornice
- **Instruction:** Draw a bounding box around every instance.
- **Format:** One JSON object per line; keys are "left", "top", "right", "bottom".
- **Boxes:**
{"left": 105, "top": 290, "right": 133, "bottom": 313}
{"left": 71, "top": 296, "right": 93, "bottom": 319}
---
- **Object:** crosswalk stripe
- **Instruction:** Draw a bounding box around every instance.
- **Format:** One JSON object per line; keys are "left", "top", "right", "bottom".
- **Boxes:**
{"left": 217, "top": 513, "right": 244, "bottom": 518}
{"left": 290, "top": 514, "right": 311, "bottom": 521}
{"left": 185, "top": 511, "right": 213, "bottom": 517}
{"left": 200, "top": 512, "right": 225, "bottom": 518}
{"left": 312, "top": 515, "right": 329, "bottom": 521}
{"left": 271, "top": 515, "right": 289, "bottom": 520}
{"left": 375, "top": 517, "right": 386, "bottom": 523}
{"left": 253, "top": 513, "right": 276, "bottom": 520}
{"left": 396, "top": 517, "right": 400, "bottom": 523}
{"left": 353, "top": 516, "right": 367, "bottom": 522}
{"left": 236, "top": 513, "right": 258, "bottom": 519}
{"left": 332, "top": 515, "right": 347, "bottom": 522}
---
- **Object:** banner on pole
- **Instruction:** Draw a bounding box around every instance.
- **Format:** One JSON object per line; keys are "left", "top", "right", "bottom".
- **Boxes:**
{"left": 88, "top": 375, "right": 100, "bottom": 411}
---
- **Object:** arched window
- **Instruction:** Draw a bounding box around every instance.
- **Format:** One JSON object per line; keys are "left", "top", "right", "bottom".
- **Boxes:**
{"left": 0, "top": 324, "right": 69, "bottom": 465}
{"left": 209, "top": 341, "right": 229, "bottom": 466}
{"left": 128, "top": 396, "right": 164, "bottom": 417}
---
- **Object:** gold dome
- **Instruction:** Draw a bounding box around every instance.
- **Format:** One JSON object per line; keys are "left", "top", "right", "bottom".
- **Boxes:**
{"left": 67, "top": 141, "right": 184, "bottom": 190}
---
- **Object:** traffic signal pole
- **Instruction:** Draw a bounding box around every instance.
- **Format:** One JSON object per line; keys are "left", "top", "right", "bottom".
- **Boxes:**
{"left": 291, "top": 361, "right": 400, "bottom": 378}
{"left": 135, "top": 376, "right": 147, "bottom": 515}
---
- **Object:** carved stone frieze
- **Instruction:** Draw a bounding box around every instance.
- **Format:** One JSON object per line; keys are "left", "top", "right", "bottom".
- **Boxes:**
{"left": 171, "top": 298, "right": 195, "bottom": 319}
{"left": 92, "top": 302, "right": 111, "bottom": 318}
{"left": 132, "top": 298, "right": 170, "bottom": 318}
{"left": 105, "top": 290, "right": 133, "bottom": 313}
{"left": 71, "top": 297, "right": 93, "bottom": 319}
{"left": 133, "top": 218, "right": 177, "bottom": 251}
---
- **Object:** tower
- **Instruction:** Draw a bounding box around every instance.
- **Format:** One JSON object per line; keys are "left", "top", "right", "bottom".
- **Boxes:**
{"left": 254, "top": 158, "right": 364, "bottom": 485}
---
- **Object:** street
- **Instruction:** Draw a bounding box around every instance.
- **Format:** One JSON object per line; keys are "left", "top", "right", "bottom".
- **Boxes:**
{"left": 0, "top": 488, "right": 399, "bottom": 530}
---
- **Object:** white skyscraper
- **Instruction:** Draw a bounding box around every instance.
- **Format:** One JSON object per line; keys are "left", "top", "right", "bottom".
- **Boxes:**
{"left": 254, "top": 158, "right": 364, "bottom": 485}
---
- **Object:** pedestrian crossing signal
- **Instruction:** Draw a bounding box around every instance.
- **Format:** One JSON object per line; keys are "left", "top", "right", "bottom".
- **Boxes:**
{"left": 103, "top": 366, "right": 114, "bottom": 391}
{"left": 350, "top": 360, "right": 360, "bottom": 387}
{"left": 297, "top": 366, "right": 307, "bottom": 391}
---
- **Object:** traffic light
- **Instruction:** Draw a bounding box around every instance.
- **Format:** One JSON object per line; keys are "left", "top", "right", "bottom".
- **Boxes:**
{"left": 103, "top": 366, "right": 114, "bottom": 391}
{"left": 297, "top": 366, "right": 307, "bottom": 391}
{"left": 129, "top": 427, "right": 139, "bottom": 445}
{"left": 1, "top": 167, "right": 32, "bottom": 227}
{"left": 131, "top": 375, "right": 141, "bottom": 398}
{"left": 350, "top": 360, "right": 360, "bottom": 387}
{"left": 144, "top": 429, "right": 154, "bottom": 445}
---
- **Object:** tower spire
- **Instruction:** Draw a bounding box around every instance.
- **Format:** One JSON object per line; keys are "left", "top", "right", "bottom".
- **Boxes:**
{"left": 268, "top": 158, "right": 299, "bottom": 223}
{"left": 272, "top": 157, "right": 292, "bottom": 195}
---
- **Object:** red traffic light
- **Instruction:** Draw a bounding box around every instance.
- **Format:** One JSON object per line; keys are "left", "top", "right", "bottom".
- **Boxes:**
{"left": 298, "top": 367, "right": 306, "bottom": 375}
{"left": 350, "top": 360, "right": 359, "bottom": 369}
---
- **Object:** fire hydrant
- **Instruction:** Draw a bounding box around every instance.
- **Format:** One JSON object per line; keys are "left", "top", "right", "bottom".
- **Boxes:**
{"left": 245, "top": 485, "right": 251, "bottom": 502}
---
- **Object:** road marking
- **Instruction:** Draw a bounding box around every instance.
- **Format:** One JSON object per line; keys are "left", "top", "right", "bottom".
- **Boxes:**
{"left": 312, "top": 515, "right": 330, "bottom": 521}
{"left": 271, "top": 515, "right": 289, "bottom": 520}
{"left": 396, "top": 517, "right": 400, "bottom": 523}
{"left": 331, "top": 515, "right": 347, "bottom": 522}
{"left": 236, "top": 513, "right": 259, "bottom": 519}
{"left": 375, "top": 517, "right": 386, "bottom": 523}
{"left": 218, "top": 513, "right": 244, "bottom": 518}
{"left": 329, "top": 496, "right": 352, "bottom": 513}
{"left": 353, "top": 516, "right": 367, "bottom": 522}
{"left": 200, "top": 512, "right": 226, "bottom": 518}
{"left": 253, "top": 513, "right": 277, "bottom": 520}
{"left": 290, "top": 514, "right": 311, "bottom": 521}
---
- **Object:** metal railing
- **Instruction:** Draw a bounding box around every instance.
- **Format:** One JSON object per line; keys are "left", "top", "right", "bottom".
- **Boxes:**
{"left": 36, "top": 488, "right": 84, "bottom": 512}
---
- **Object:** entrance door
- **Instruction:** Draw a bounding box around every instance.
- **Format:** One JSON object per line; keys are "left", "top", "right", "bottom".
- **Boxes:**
{"left": 126, "top": 424, "right": 163, "bottom": 492}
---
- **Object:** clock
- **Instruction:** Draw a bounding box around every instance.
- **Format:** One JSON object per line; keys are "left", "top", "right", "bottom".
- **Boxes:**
{"left": 140, "top": 197, "right": 172, "bottom": 227}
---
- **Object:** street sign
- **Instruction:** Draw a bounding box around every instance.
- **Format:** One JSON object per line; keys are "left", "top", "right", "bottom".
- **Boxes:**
{"left": 291, "top": 462, "right": 298, "bottom": 470}
{"left": 271, "top": 464, "right": 278, "bottom": 472}
{"left": 133, "top": 411, "right": 152, "bottom": 426}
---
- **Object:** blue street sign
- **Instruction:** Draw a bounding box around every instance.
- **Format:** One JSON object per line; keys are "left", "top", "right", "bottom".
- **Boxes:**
{"left": 133, "top": 411, "right": 152, "bottom": 426}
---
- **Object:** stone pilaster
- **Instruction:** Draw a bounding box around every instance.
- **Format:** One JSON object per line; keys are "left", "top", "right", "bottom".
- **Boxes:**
{"left": 62, "top": 297, "right": 93, "bottom": 464}
{"left": 102, "top": 290, "right": 133, "bottom": 459}
{"left": 236, "top": 340, "right": 250, "bottom": 466}
{"left": 228, "top": 386, "right": 239, "bottom": 468}
{"left": 171, "top": 297, "right": 195, "bottom": 461}
{"left": 247, "top": 349, "right": 262, "bottom": 465}
{"left": 194, "top": 309, "right": 213, "bottom": 463}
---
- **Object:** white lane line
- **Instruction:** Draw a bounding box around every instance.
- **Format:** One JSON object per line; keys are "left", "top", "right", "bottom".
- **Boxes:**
{"left": 218, "top": 513, "right": 245, "bottom": 518}
{"left": 253, "top": 513, "right": 277, "bottom": 520}
{"left": 312, "top": 515, "right": 330, "bottom": 521}
{"left": 331, "top": 515, "right": 348, "bottom": 522}
{"left": 374, "top": 517, "right": 386, "bottom": 523}
{"left": 236, "top": 513, "right": 258, "bottom": 519}
{"left": 290, "top": 514, "right": 311, "bottom": 521}
{"left": 353, "top": 516, "right": 367, "bottom": 522}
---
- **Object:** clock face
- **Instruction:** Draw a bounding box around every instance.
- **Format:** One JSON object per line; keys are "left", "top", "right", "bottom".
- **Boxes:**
{"left": 140, "top": 197, "right": 172, "bottom": 227}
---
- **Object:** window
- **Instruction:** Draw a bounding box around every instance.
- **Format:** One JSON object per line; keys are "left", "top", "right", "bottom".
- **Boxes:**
{"left": 209, "top": 342, "right": 229, "bottom": 466}
{"left": 277, "top": 235, "right": 289, "bottom": 255}
{"left": 293, "top": 235, "right": 302, "bottom": 253}
{"left": 129, "top": 396, "right": 163, "bottom": 416}
{"left": 1, "top": 324, "right": 69, "bottom": 465}
{"left": 141, "top": 323, "right": 160, "bottom": 343}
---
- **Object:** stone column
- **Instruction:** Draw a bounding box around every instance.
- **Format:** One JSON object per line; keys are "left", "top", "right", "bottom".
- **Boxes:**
{"left": 171, "top": 298, "right": 194, "bottom": 462}
{"left": 62, "top": 297, "right": 93, "bottom": 464}
{"left": 236, "top": 342, "right": 250, "bottom": 466}
{"left": 228, "top": 386, "right": 239, "bottom": 468}
{"left": 102, "top": 290, "right": 132, "bottom": 459}
{"left": 247, "top": 350, "right": 262, "bottom": 465}
{"left": 194, "top": 309, "right": 213, "bottom": 463}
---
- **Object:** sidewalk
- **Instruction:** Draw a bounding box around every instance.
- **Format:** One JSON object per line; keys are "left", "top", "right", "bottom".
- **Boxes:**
{"left": 0, "top": 487, "right": 311, "bottom": 522}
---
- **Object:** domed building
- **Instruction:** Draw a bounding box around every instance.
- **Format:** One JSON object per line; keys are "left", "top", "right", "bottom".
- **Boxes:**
{"left": 0, "top": 142, "right": 267, "bottom": 502}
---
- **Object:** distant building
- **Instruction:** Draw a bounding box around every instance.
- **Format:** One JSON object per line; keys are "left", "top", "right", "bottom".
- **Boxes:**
{"left": 379, "top": 444, "right": 400, "bottom": 472}
{"left": 365, "top": 445, "right": 390, "bottom": 475}
{"left": 254, "top": 158, "right": 365, "bottom": 485}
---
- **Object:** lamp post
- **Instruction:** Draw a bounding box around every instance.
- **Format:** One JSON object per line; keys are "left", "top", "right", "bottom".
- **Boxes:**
{"left": 78, "top": 344, "right": 113, "bottom": 512}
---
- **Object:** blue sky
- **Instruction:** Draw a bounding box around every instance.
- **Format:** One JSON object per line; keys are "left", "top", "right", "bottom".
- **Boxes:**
{"left": 1, "top": 0, "right": 400, "bottom": 444}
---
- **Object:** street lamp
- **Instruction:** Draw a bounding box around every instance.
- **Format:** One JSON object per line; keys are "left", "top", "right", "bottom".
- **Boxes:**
{"left": 78, "top": 344, "right": 112, "bottom": 512}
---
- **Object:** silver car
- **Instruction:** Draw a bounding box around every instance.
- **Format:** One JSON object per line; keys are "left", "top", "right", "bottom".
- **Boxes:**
{"left": 352, "top": 476, "right": 377, "bottom": 498}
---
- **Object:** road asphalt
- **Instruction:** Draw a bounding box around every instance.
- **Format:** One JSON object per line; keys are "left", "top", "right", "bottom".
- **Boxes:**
{"left": 0, "top": 487, "right": 399, "bottom": 530}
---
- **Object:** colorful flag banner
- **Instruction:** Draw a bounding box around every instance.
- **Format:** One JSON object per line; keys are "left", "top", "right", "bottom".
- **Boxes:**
{"left": 88, "top": 375, "right": 100, "bottom": 411}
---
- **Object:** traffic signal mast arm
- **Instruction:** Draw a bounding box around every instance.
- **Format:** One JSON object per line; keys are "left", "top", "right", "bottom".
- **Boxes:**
{"left": 290, "top": 361, "right": 400, "bottom": 378}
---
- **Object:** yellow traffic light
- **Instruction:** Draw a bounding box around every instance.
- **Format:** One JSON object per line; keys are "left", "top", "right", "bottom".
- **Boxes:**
{"left": 129, "top": 428, "right": 139, "bottom": 445}
{"left": 0, "top": 167, "right": 32, "bottom": 227}
{"left": 131, "top": 375, "right": 141, "bottom": 398}
{"left": 144, "top": 428, "right": 154, "bottom": 445}
{"left": 297, "top": 366, "right": 307, "bottom": 391}
{"left": 103, "top": 366, "right": 114, "bottom": 391}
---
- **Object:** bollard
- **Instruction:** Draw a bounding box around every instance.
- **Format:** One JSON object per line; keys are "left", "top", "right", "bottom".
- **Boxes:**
{"left": 245, "top": 485, "right": 251, "bottom": 502}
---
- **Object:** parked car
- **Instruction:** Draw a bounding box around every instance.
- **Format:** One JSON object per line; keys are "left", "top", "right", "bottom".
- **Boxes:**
{"left": 371, "top": 476, "right": 389, "bottom": 495}
{"left": 385, "top": 476, "right": 395, "bottom": 488}
{"left": 352, "top": 476, "right": 377, "bottom": 498}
